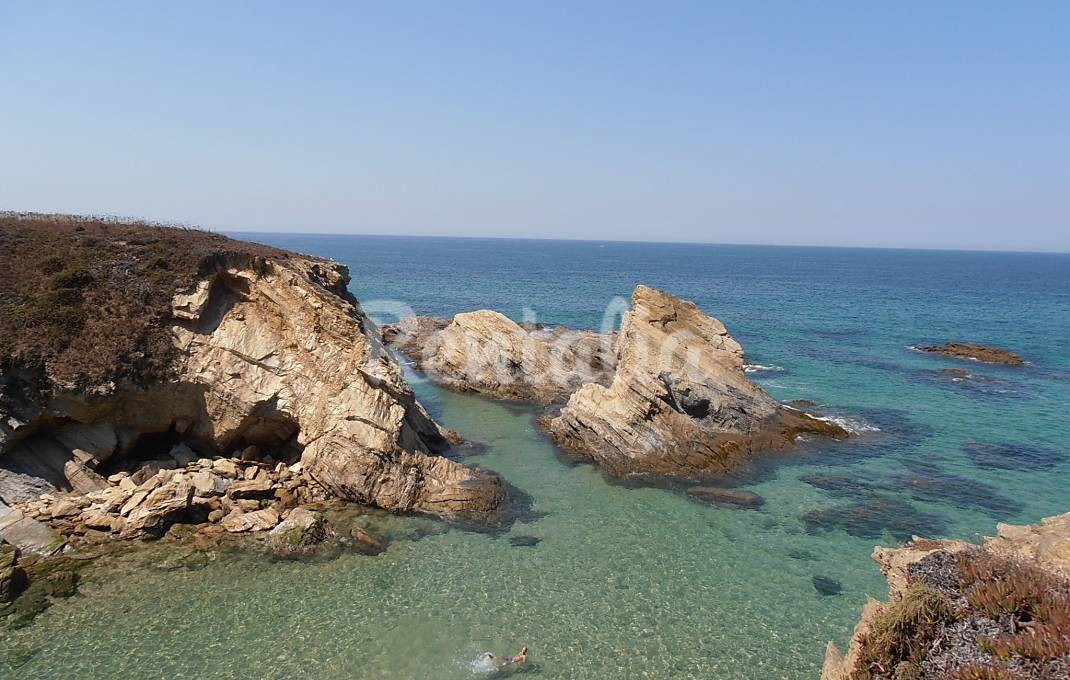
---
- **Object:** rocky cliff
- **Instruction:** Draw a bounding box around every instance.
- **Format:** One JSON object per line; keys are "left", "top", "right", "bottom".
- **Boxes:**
{"left": 547, "top": 286, "right": 847, "bottom": 480}
{"left": 386, "top": 284, "right": 848, "bottom": 481}
{"left": 0, "top": 215, "right": 510, "bottom": 555}
{"left": 823, "top": 513, "right": 1070, "bottom": 679}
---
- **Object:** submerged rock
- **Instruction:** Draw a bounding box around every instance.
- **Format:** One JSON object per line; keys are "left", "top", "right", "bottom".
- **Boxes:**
{"left": 812, "top": 575, "right": 842, "bottom": 596}
{"left": 508, "top": 535, "right": 541, "bottom": 547}
{"left": 962, "top": 440, "right": 1065, "bottom": 471}
{"left": 686, "top": 487, "right": 765, "bottom": 509}
{"left": 549, "top": 286, "right": 849, "bottom": 480}
{"left": 265, "top": 507, "right": 334, "bottom": 557}
{"left": 802, "top": 496, "right": 947, "bottom": 542}
{"left": 915, "top": 342, "right": 1025, "bottom": 366}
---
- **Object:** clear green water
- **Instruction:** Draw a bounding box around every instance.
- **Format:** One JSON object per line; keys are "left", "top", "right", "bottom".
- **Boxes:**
{"left": 4, "top": 238, "right": 1069, "bottom": 679}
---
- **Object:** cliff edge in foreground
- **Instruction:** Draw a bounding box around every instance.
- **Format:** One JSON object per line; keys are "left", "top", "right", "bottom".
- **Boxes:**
{"left": 823, "top": 513, "right": 1070, "bottom": 679}
{"left": 0, "top": 214, "right": 510, "bottom": 549}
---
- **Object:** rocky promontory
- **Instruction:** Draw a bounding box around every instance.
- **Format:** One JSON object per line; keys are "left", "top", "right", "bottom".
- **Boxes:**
{"left": 823, "top": 513, "right": 1070, "bottom": 679}
{"left": 915, "top": 342, "right": 1025, "bottom": 366}
{"left": 387, "top": 285, "right": 849, "bottom": 482}
{"left": 0, "top": 214, "right": 513, "bottom": 562}
{"left": 548, "top": 286, "right": 848, "bottom": 480}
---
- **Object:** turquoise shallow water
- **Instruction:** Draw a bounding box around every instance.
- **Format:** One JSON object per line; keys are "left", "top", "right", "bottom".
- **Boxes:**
{"left": 4, "top": 237, "right": 1069, "bottom": 679}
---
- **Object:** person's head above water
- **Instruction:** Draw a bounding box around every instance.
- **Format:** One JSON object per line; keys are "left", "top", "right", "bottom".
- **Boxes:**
{"left": 511, "top": 646, "right": 528, "bottom": 664}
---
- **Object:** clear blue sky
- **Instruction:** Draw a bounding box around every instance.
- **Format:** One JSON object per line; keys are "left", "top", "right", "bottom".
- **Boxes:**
{"left": 2, "top": 2, "right": 1068, "bottom": 251}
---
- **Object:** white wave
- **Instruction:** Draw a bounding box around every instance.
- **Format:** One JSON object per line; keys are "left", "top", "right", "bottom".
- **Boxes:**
{"left": 744, "top": 363, "right": 785, "bottom": 374}
{"left": 811, "top": 414, "right": 881, "bottom": 434}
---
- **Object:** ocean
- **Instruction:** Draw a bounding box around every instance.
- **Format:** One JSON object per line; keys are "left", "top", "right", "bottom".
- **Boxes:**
{"left": 8, "top": 235, "right": 1069, "bottom": 679}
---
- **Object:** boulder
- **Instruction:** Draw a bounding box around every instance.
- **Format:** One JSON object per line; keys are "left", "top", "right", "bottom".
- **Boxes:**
{"left": 265, "top": 508, "right": 332, "bottom": 555}
{"left": 0, "top": 542, "right": 28, "bottom": 602}
{"left": 211, "top": 458, "right": 241, "bottom": 479}
{"left": 190, "top": 470, "right": 230, "bottom": 497}
{"left": 226, "top": 478, "right": 274, "bottom": 499}
{"left": 221, "top": 507, "right": 280, "bottom": 533}
{"left": 0, "top": 502, "right": 66, "bottom": 556}
{"left": 168, "top": 443, "right": 198, "bottom": 467}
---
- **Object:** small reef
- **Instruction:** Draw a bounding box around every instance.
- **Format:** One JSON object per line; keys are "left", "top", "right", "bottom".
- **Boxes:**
{"left": 914, "top": 343, "right": 1025, "bottom": 367}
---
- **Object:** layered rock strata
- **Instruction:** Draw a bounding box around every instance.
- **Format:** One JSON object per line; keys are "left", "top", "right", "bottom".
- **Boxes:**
{"left": 548, "top": 286, "right": 847, "bottom": 479}
{"left": 1, "top": 218, "right": 510, "bottom": 537}
{"left": 386, "top": 285, "right": 848, "bottom": 481}
{"left": 384, "top": 312, "right": 616, "bottom": 404}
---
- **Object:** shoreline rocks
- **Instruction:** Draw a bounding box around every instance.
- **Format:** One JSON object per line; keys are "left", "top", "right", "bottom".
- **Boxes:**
{"left": 2, "top": 219, "right": 515, "bottom": 533}
{"left": 915, "top": 342, "right": 1025, "bottom": 366}
{"left": 13, "top": 456, "right": 333, "bottom": 544}
{"left": 822, "top": 512, "right": 1070, "bottom": 680}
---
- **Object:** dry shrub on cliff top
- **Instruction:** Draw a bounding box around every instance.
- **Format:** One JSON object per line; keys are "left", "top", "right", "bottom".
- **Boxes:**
{"left": 946, "top": 663, "right": 1024, "bottom": 680}
{"left": 852, "top": 584, "right": 956, "bottom": 678}
{"left": 0, "top": 212, "right": 293, "bottom": 391}
{"left": 959, "top": 551, "right": 1070, "bottom": 663}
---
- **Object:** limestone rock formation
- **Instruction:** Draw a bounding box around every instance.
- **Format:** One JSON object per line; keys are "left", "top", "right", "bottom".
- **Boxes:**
{"left": 0, "top": 216, "right": 510, "bottom": 529}
{"left": 822, "top": 512, "right": 1070, "bottom": 680}
{"left": 384, "top": 312, "right": 616, "bottom": 404}
{"left": 548, "top": 286, "right": 847, "bottom": 480}
{"left": 915, "top": 342, "right": 1025, "bottom": 366}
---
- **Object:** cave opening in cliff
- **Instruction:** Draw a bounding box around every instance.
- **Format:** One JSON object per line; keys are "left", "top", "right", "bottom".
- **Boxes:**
{"left": 225, "top": 403, "right": 303, "bottom": 464}
{"left": 98, "top": 427, "right": 212, "bottom": 476}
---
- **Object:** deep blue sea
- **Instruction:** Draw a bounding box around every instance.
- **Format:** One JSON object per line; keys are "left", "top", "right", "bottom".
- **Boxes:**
{"left": 12, "top": 236, "right": 1070, "bottom": 680}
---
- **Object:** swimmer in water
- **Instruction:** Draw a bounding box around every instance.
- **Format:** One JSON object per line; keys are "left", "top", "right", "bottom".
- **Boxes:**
{"left": 483, "top": 645, "right": 528, "bottom": 669}
{"left": 509, "top": 646, "right": 528, "bottom": 665}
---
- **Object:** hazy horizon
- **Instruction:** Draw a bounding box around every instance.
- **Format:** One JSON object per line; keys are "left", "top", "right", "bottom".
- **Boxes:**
{"left": 2, "top": 2, "right": 1068, "bottom": 252}
{"left": 225, "top": 227, "right": 1070, "bottom": 256}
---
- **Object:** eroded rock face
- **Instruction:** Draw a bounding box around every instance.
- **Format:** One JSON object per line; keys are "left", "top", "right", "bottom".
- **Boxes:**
{"left": 384, "top": 312, "right": 616, "bottom": 404}
{"left": 1, "top": 240, "right": 510, "bottom": 527}
{"left": 915, "top": 342, "right": 1025, "bottom": 366}
{"left": 548, "top": 286, "right": 847, "bottom": 480}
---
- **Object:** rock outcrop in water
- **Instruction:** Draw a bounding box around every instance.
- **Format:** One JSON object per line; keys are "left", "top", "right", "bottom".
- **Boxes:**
{"left": 0, "top": 214, "right": 512, "bottom": 556}
{"left": 386, "top": 285, "right": 849, "bottom": 481}
{"left": 547, "top": 286, "right": 848, "bottom": 480}
{"left": 383, "top": 312, "right": 616, "bottom": 404}
{"left": 915, "top": 342, "right": 1025, "bottom": 366}
{"left": 822, "top": 512, "right": 1070, "bottom": 679}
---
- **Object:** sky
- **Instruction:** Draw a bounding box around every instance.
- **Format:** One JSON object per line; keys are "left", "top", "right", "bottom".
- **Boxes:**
{"left": 1, "top": 2, "right": 1068, "bottom": 252}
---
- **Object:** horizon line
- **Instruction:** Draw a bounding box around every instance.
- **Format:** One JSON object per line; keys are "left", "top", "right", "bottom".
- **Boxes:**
{"left": 224, "top": 228, "right": 1070, "bottom": 257}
